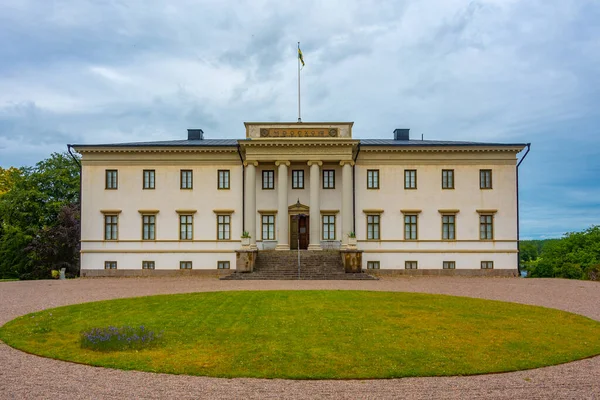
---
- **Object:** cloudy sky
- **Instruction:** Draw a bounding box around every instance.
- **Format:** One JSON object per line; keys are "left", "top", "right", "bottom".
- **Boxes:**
{"left": 0, "top": 0, "right": 599, "bottom": 238}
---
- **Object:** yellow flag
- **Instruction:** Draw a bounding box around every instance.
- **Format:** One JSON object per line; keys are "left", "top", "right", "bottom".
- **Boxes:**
{"left": 298, "top": 47, "right": 305, "bottom": 68}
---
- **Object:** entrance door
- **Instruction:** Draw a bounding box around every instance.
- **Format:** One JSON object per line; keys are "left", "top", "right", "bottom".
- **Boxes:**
{"left": 290, "top": 215, "right": 309, "bottom": 250}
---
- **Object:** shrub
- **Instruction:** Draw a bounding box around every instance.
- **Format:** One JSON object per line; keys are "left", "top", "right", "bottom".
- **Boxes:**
{"left": 51, "top": 270, "right": 60, "bottom": 279}
{"left": 80, "top": 325, "right": 163, "bottom": 352}
{"left": 556, "top": 263, "right": 584, "bottom": 280}
{"left": 585, "top": 264, "right": 600, "bottom": 281}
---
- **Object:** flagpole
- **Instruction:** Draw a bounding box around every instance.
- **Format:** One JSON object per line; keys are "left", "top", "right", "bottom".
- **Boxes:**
{"left": 297, "top": 42, "right": 301, "bottom": 123}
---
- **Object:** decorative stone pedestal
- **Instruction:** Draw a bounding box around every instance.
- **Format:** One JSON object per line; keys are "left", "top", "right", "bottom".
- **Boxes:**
{"left": 235, "top": 249, "right": 258, "bottom": 273}
{"left": 340, "top": 249, "right": 363, "bottom": 273}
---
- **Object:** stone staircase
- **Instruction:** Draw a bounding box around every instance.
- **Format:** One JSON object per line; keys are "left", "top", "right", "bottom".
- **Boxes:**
{"left": 220, "top": 250, "right": 377, "bottom": 280}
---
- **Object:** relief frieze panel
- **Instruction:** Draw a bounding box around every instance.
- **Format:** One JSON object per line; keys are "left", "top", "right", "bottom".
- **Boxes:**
{"left": 260, "top": 128, "right": 339, "bottom": 138}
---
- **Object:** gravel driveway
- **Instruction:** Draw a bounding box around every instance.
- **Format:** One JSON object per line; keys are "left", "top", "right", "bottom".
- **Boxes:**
{"left": 1, "top": 277, "right": 599, "bottom": 399}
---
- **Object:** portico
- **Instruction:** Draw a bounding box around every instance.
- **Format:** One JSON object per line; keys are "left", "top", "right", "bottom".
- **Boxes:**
{"left": 240, "top": 122, "right": 358, "bottom": 251}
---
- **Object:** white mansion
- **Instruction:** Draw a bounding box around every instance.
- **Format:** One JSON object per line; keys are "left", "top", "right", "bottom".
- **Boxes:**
{"left": 72, "top": 122, "right": 529, "bottom": 276}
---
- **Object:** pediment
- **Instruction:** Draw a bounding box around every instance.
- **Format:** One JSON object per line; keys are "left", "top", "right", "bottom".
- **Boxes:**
{"left": 289, "top": 202, "right": 309, "bottom": 212}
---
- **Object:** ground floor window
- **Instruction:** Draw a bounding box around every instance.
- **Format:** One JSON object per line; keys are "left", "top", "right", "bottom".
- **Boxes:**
{"left": 180, "top": 261, "right": 192, "bottom": 269}
{"left": 217, "top": 214, "right": 231, "bottom": 240}
{"left": 481, "top": 261, "right": 494, "bottom": 269}
{"left": 104, "top": 261, "right": 117, "bottom": 269}
{"left": 262, "top": 215, "right": 275, "bottom": 240}
{"left": 142, "top": 261, "right": 155, "bottom": 269}
{"left": 217, "top": 261, "right": 230, "bottom": 269}
{"left": 367, "top": 261, "right": 380, "bottom": 269}
{"left": 405, "top": 261, "right": 418, "bottom": 269}
{"left": 367, "top": 214, "right": 380, "bottom": 240}
{"left": 322, "top": 215, "right": 336, "bottom": 240}
{"left": 443, "top": 261, "right": 455, "bottom": 269}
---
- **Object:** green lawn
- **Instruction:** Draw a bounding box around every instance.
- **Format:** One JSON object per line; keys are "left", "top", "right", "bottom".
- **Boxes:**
{"left": 1, "top": 290, "right": 599, "bottom": 379}
{"left": 0, "top": 278, "right": 18, "bottom": 282}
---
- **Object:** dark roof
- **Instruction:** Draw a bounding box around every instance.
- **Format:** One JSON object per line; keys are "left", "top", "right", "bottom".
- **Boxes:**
{"left": 72, "top": 139, "right": 240, "bottom": 148}
{"left": 71, "top": 138, "right": 526, "bottom": 148}
{"left": 359, "top": 139, "right": 526, "bottom": 147}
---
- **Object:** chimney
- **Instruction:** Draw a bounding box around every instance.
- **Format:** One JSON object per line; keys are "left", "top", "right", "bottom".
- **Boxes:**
{"left": 187, "top": 129, "right": 204, "bottom": 140}
{"left": 393, "top": 128, "right": 410, "bottom": 141}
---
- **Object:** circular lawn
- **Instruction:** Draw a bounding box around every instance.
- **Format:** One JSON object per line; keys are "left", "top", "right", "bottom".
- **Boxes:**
{"left": 1, "top": 290, "right": 599, "bottom": 379}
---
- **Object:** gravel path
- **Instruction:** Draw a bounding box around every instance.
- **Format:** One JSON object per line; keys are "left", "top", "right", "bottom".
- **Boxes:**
{"left": 1, "top": 277, "right": 599, "bottom": 399}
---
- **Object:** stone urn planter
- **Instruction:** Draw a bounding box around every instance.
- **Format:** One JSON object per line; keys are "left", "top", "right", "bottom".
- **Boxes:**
{"left": 348, "top": 237, "right": 357, "bottom": 248}
{"left": 241, "top": 237, "right": 251, "bottom": 248}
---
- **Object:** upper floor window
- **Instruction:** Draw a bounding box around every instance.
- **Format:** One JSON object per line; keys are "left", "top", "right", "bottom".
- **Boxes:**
{"left": 323, "top": 170, "right": 335, "bottom": 189}
{"left": 143, "top": 170, "right": 155, "bottom": 189}
{"left": 404, "top": 214, "right": 418, "bottom": 240}
{"left": 367, "top": 214, "right": 381, "bottom": 240}
{"left": 217, "top": 214, "right": 231, "bottom": 240}
{"left": 179, "top": 214, "right": 193, "bottom": 240}
{"left": 262, "top": 170, "right": 274, "bottom": 189}
{"left": 105, "top": 170, "right": 118, "bottom": 190}
{"left": 142, "top": 214, "right": 156, "bottom": 240}
{"left": 181, "top": 170, "right": 193, "bottom": 189}
{"left": 367, "top": 169, "right": 379, "bottom": 189}
{"left": 262, "top": 214, "right": 275, "bottom": 240}
{"left": 322, "top": 215, "right": 336, "bottom": 240}
{"left": 480, "top": 169, "right": 492, "bottom": 189}
{"left": 218, "top": 170, "right": 230, "bottom": 190}
{"left": 104, "top": 214, "right": 118, "bottom": 240}
{"left": 442, "top": 214, "right": 456, "bottom": 240}
{"left": 404, "top": 170, "right": 417, "bottom": 189}
{"left": 442, "top": 169, "right": 454, "bottom": 189}
{"left": 292, "top": 170, "right": 304, "bottom": 189}
{"left": 479, "top": 214, "right": 494, "bottom": 240}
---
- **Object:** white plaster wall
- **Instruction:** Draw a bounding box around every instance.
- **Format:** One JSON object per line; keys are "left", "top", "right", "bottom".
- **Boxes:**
{"left": 82, "top": 252, "right": 235, "bottom": 271}
{"left": 362, "top": 252, "right": 518, "bottom": 270}
{"left": 81, "top": 162, "right": 242, "bottom": 270}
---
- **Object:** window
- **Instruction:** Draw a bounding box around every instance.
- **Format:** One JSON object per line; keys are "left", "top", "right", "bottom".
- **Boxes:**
{"left": 367, "top": 261, "right": 380, "bottom": 269}
{"left": 442, "top": 214, "right": 456, "bottom": 240}
{"left": 322, "top": 215, "right": 336, "bottom": 240}
{"left": 104, "top": 215, "right": 118, "bottom": 240}
{"left": 179, "top": 215, "right": 193, "bottom": 240}
{"left": 104, "top": 261, "right": 117, "bottom": 269}
{"left": 480, "top": 169, "right": 492, "bottom": 189}
{"left": 262, "top": 214, "right": 275, "bottom": 240}
{"left": 367, "top": 214, "right": 380, "bottom": 240}
{"left": 217, "top": 214, "right": 231, "bottom": 240}
{"left": 442, "top": 169, "right": 454, "bottom": 189}
{"left": 218, "top": 170, "right": 230, "bottom": 189}
{"left": 292, "top": 170, "right": 304, "bottom": 189}
{"left": 181, "top": 170, "right": 193, "bottom": 189}
{"left": 405, "top": 261, "right": 418, "bottom": 269}
{"left": 367, "top": 169, "right": 379, "bottom": 189}
{"left": 143, "top": 170, "right": 155, "bottom": 189}
{"left": 481, "top": 261, "right": 494, "bottom": 269}
{"left": 480, "top": 214, "right": 494, "bottom": 240}
{"left": 262, "top": 170, "right": 274, "bottom": 189}
{"left": 404, "top": 214, "right": 418, "bottom": 240}
{"left": 323, "top": 170, "right": 335, "bottom": 189}
{"left": 105, "top": 170, "right": 118, "bottom": 189}
{"left": 180, "top": 261, "right": 192, "bottom": 269}
{"left": 142, "top": 261, "right": 155, "bottom": 269}
{"left": 217, "top": 261, "right": 230, "bottom": 269}
{"left": 443, "top": 261, "right": 456, "bottom": 269}
{"left": 404, "top": 169, "right": 417, "bottom": 189}
{"left": 142, "top": 215, "right": 156, "bottom": 240}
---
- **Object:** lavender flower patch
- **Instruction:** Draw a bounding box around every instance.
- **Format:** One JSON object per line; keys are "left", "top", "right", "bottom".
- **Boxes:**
{"left": 80, "top": 325, "right": 163, "bottom": 352}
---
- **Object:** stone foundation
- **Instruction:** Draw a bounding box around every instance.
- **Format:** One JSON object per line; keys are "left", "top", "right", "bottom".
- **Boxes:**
{"left": 368, "top": 269, "right": 519, "bottom": 277}
{"left": 81, "top": 269, "right": 232, "bottom": 278}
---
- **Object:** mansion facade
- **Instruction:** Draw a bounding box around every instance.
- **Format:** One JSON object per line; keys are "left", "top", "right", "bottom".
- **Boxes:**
{"left": 73, "top": 122, "right": 528, "bottom": 276}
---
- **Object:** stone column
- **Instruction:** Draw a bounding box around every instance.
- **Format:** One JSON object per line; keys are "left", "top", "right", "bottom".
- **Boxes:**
{"left": 340, "top": 161, "right": 354, "bottom": 248}
{"left": 244, "top": 161, "right": 258, "bottom": 249}
{"left": 308, "top": 161, "right": 323, "bottom": 251}
{"left": 275, "top": 161, "right": 290, "bottom": 250}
